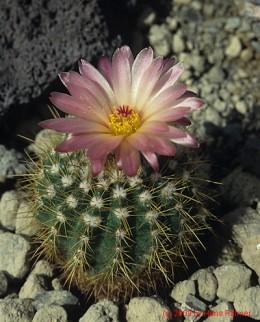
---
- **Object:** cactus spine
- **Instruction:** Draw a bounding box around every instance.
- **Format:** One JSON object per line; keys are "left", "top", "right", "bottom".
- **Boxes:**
{"left": 22, "top": 132, "right": 212, "bottom": 300}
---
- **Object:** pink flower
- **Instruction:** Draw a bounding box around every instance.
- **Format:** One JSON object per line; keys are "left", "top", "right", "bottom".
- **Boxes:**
{"left": 39, "top": 46, "right": 205, "bottom": 177}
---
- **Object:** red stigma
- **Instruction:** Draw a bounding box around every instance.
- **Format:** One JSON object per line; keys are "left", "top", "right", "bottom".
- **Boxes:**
{"left": 116, "top": 105, "right": 133, "bottom": 118}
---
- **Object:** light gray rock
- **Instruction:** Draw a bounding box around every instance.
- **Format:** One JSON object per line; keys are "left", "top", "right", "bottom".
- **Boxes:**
{"left": 205, "top": 66, "right": 225, "bottom": 84}
{"left": 30, "top": 260, "right": 54, "bottom": 278}
{"left": 19, "top": 274, "right": 49, "bottom": 299}
{"left": 204, "top": 107, "right": 222, "bottom": 126}
{"left": 0, "top": 298, "right": 35, "bottom": 322}
{"left": 234, "top": 286, "right": 260, "bottom": 320}
{"left": 225, "top": 35, "right": 242, "bottom": 58}
{"left": 241, "top": 235, "right": 260, "bottom": 278}
{"left": 172, "top": 31, "right": 185, "bottom": 53}
{"left": 225, "top": 17, "right": 241, "bottom": 31}
{"left": 0, "top": 232, "right": 31, "bottom": 279}
{"left": 170, "top": 280, "right": 196, "bottom": 303}
{"left": 32, "top": 305, "right": 68, "bottom": 322}
{"left": 214, "top": 263, "right": 252, "bottom": 302}
{"left": 79, "top": 300, "right": 119, "bottom": 322}
{"left": 235, "top": 101, "right": 247, "bottom": 115}
{"left": 126, "top": 297, "right": 171, "bottom": 322}
{"left": 0, "top": 190, "right": 21, "bottom": 230}
{"left": 0, "top": 145, "right": 26, "bottom": 183}
{"left": 149, "top": 24, "right": 171, "bottom": 56}
{"left": 34, "top": 290, "right": 79, "bottom": 310}
{"left": 16, "top": 201, "right": 37, "bottom": 237}
{"left": 51, "top": 278, "right": 63, "bottom": 291}
{"left": 180, "top": 294, "right": 207, "bottom": 322}
{"left": 190, "top": 268, "right": 218, "bottom": 302}
{"left": 240, "top": 47, "right": 254, "bottom": 61}
{"left": 222, "top": 207, "right": 260, "bottom": 248}
{"left": 0, "top": 271, "right": 8, "bottom": 298}
{"left": 204, "top": 301, "right": 234, "bottom": 322}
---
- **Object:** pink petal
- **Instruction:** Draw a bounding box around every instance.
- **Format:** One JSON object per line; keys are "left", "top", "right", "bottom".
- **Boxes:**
{"left": 90, "top": 157, "right": 107, "bottom": 177}
{"left": 131, "top": 47, "right": 153, "bottom": 103}
{"left": 86, "top": 136, "right": 124, "bottom": 159}
{"left": 161, "top": 57, "right": 176, "bottom": 74}
{"left": 143, "top": 84, "right": 188, "bottom": 120}
{"left": 139, "top": 120, "right": 169, "bottom": 133}
{"left": 111, "top": 48, "right": 132, "bottom": 105}
{"left": 174, "top": 97, "right": 205, "bottom": 110}
{"left": 98, "top": 56, "right": 113, "bottom": 87}
{"left": 60, "top": 71, "right": 115, "bottom": 111}
{"left": 120, "top": 46, "right": 134, "bottom": 66}
{"left": 148, "top": 106, "right": 191, "bottom": 122}
{"left": 152, "top": 62, "right": 184, "bottom": 95}
{"left": 147, "top": 136, "right": 176, "bottom": 155}
{"left": 55, "top": 133, "right": 119, "bottom": 153}
{"left": 39, "top": 117, "right": 110, "bottom": 134}
{"left": 141, "top": 151, "right": 159, "bottom": 172}
{"left": 167, "top": 126, "right": 199, "bottom": 147}
{"left": 49, "top": 92, "right": 107, "bottom": 124}
{"left": 116, "top": 142, "right": 141, "bottom": 176}
{"left": 134, "top": 56, "right": 163, "bottom": 109}
{"left": 78, "top": 59, "right": 115, "bottom": 102}
{"left": 127, "top": 132, "right": 152, "bottom": 151}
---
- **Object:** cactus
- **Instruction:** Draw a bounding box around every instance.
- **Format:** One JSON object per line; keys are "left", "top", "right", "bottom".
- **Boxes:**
{"left": 21, "top": 132, "right": 213, "bottom": 301}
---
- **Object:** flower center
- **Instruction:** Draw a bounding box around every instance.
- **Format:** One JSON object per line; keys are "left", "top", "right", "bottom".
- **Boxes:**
{"left": 109, "top": 105, "right": 141, "bottom": 135}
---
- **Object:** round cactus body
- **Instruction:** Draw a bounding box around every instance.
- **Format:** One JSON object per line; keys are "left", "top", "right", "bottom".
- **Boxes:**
{"left": 24, "top": 135, "right": 212, "bottom": 300}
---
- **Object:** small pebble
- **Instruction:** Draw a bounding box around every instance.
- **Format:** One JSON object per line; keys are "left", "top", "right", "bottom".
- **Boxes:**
{"left": 79, "top": 300, "right": 119, "bottom": 322}
{"left": 214, "top": 263, "right": 252, "bottom": 302}
{"left": 234, "top": 286, "right": 260, "bottom": 320}
{"left": 170, "top": 280, "right": 196, "bottom": 303}
{"left": 0, "top": 232, "right": 31, "bottom": 279}
{"left": 126, "top": 297, "right": 171, "bottom": 322}
{"left": 32, "top": 305, "right": 68, "bottom": 322}
{"left": 34, "top": 290, "right": 79, "bottom": 310}
{"left": 190, "top": 268, "right": 218, "bottom": 302}
{"left": 0, "top": 298, "right": 35, "bottom": 322}
{"left": 241, "top": 235, "right": 260, "bottom": 279}
{"left": 204, "top": 301, "right": 234, "bottom": 322}
{"left": 225, "top": 35, "right": 242, "bottom": 58}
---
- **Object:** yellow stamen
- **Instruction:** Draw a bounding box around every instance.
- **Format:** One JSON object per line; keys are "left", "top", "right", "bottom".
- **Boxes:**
{"left": 109, "top": 105, "right": 141, "bottom": 135}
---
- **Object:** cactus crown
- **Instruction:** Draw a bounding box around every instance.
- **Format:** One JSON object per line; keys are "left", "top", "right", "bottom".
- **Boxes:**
{"left": 22, "top": 132, "right": 213, "bottom": 300}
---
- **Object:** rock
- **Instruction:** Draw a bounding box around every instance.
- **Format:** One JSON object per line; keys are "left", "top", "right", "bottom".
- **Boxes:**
{"left": 234, "top": 286, "right": 260, "bottom": 320}
{"left": 32, "top": 305, "right": 68, "bottom": 322}
{"left": 170, "top": 280, "right": 196, "bottom": 303}
{"left": 149, "top": 24, "right": 171, "bottom": 56}
{"left": 224, "top": 17, "right": 241, "bottom": 31}
{"left": 204, "top": 301, "right": 234, "bottom": 322}
{"left": 235, "top": 101, "right": 247, "bottom": 115}
{"left": 0, "top": 298, "right": 35, "bottom": 322}
{"left": 0, "top": 190, "right": 21, "bottom": 230}
{"left": 0, "top": 0, "right": 121, "bottom": 116}
{"left": 126, "top": 297, "right": 171, "bottom": 322}
{"left": 204, "top": 108, "right": 222, "bottom": 126}
{"left": 0, "top": 232, "right": 31, "bottom": 279}
{"left": 79, "top": 300, "right": 119, "bottom": 322}
{"left": 30, "top": 260, "right": 54, "bottom": 278}
{"left": 19, "top": 274, "right": 49, "bottom": 299}
{"left": 0, "top": 145, "right": 26, "bottom": 183}
{"left": 225, "top": 35, "right": 242, "bottom": 58}
{"left": 205, "top": 66, "right": 225, "bottom": 84}
{"left": 222, "top": 207, "right": 260, "bottom": 248}
{"left": 241, "top": 235, "right": 260, "bottom": 278}
{"left": 240, "top": 47, "right": 254, "bottom": 61}
{"left": 180, "top": 294, "right": 207, "bottom": 321}
{"left": 51, "top": 278, "right": 63, "bottom": 291}
{"left": 213, "top": 263, "right": 252, "bottom": 302}
{"left": 172, "top": 32, "right": 185, "bottom": 53}
{"left": 189, "top": 54, "right": 205, "bottom": 73}
{"left": 16, "top": 201, "right": 37, "bottom": 237}
{"left": 0, "top": 271, "right": 8, "bottom": 298}
{"left": 34, "top": 290, "right": 79, "bottom": 310}
{"left": 190, "top": 268, "right": 218, "bottom": 302}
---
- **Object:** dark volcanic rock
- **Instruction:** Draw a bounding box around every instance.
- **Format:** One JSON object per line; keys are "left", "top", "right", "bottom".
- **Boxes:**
{"left": 0, "top": 0, "right": 122, "bottom": 117}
